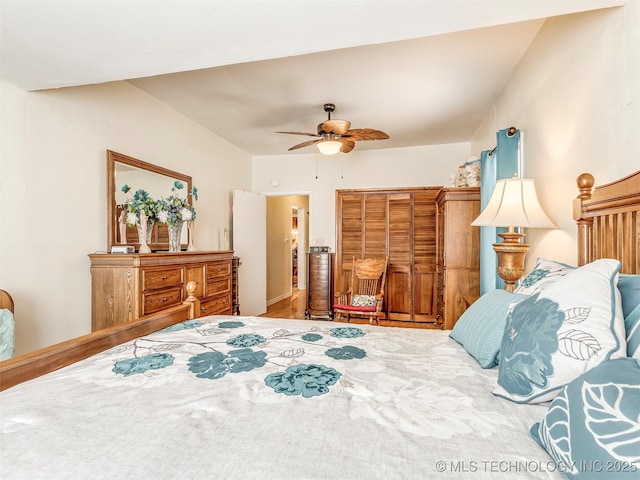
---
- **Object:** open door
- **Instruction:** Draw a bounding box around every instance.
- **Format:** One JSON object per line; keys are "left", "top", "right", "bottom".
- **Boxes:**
{"left": 233, "top": 189, "right": 267, "bottom": 316}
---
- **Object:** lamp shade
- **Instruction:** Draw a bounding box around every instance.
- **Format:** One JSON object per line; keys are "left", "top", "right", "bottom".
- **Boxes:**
{"left": 317, "top": 140, "right": 342, "bottom": 155}
{"left": 471, "top": 177, "right": 556, "bottom": 228}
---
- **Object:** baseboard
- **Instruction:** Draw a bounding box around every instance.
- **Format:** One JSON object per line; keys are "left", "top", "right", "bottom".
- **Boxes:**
{"left": 266, "top": 291, "right": 292, "bottom": 307}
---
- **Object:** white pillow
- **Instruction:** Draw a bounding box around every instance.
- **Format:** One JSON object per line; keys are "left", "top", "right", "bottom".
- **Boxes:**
{"left": 494, "top": 259, "right": 626, "bottom": 404}
{"left": 514, "top": 258, "right": 574, "bottom": 296}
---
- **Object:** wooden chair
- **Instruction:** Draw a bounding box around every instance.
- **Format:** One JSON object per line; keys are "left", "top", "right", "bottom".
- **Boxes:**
{"left": 333, "top": 257, "right": 388, "bottom": 325}
{"left": 0, "top": 290, "right": 15, "bottom": 360}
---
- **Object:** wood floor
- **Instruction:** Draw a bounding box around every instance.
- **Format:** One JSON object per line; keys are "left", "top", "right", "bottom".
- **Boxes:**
{"left": 263, "top": 288, "right": 307, "bottom": 319}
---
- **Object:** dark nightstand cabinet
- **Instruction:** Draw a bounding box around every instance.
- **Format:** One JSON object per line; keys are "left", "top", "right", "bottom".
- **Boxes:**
{"left": 305, "top": 252, "right": 335, "bottom": 319}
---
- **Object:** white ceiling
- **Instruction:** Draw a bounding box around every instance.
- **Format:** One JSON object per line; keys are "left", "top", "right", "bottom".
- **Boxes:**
{"left": 0, "top": 0, "right": 624, "bottom": 156}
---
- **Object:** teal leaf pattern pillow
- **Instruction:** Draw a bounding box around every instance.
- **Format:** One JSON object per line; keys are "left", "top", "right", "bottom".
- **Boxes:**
{"left": 531, "top": 358, "right": 640, "bottom": 479}
{"left": 495, "top": 259, "right": 627, "bottom": 404}
{"left": 113, "top": 353, "right": 175, "bottom": 376}
{"left": 264, "top": 364, "right": 342, "bottom": 397}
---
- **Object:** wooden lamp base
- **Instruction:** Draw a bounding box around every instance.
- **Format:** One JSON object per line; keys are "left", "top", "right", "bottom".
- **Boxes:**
{"left": 492, "top": 230, "right": 530, "bottom": 292}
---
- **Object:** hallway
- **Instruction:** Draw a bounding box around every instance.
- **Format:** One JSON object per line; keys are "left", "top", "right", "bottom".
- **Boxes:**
{"left": 263, "top": 288, "right": 306, "bottom": 320}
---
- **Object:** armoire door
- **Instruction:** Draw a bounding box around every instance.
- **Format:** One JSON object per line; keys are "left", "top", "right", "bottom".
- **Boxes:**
{"left": 387, "top": 193, "right": 412, "bottom": 320}
{"left": 412, "top": 191, "right": 438, "bottom": 321}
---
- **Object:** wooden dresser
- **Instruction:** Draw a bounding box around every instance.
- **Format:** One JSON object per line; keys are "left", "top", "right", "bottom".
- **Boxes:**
{"left": 435, "top": 188, "right": 481, "bottom": 329}
{"left": 305, "top": 252, "right": 335, "bottom": 319}
{"left": 89, "top": 251, "right": 234, "bottom": 331}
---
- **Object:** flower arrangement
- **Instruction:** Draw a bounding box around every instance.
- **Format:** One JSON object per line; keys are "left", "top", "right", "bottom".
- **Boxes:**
{"left": 120, "top": 185, "right": 157, "bottom": 226}
{"left": 155, "top": 181, "right": 198, "bottom": 226}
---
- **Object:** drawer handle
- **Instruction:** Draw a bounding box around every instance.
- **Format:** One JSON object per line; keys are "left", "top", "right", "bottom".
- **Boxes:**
{"left": 217, "top": 285, "right": 223, "bottom": 290}
{"left": 162, "top": 297, "right": 169, "bottom": 302}
{"left": 222, "top": 299, "right": 228, "bottom": 305}
{"left": 162, "top": 275, "right": 168, "bottom": 280}
{"left": 201, "top": 306, "right": 207, "bottom": 312}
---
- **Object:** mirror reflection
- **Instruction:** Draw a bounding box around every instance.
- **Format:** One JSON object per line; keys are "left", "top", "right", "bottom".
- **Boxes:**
{"left": 107, "top": 150, "right": 192, "bottom": 252}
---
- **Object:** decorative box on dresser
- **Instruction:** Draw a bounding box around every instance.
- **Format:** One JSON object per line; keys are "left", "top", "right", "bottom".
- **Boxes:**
{"left": 435, "top": 187, "right": 481, "bottom": 330}
{"left": 89, "top": 251, "right": 235, "bottom": 331}
{"left": 305, "top": 252, "right": 335, "bottom": 319}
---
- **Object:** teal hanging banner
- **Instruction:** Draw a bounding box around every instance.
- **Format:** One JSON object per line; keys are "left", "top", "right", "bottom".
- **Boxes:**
{"left": 479, "top": 128, "right": 521, "bottom": 294}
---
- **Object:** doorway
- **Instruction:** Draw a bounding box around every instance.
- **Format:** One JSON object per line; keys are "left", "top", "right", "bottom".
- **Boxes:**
{"left": 265, "top": 194, "right": 309, "bottom": 307}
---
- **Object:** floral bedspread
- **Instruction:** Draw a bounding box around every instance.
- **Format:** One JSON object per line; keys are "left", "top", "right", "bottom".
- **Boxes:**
{"left": 0, "top": 316, "right": 562, "bottom": 479}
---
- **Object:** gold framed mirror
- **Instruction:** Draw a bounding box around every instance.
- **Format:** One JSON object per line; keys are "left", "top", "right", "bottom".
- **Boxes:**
{"left": 107, "top": 150, "right": 193, "bottom": 252}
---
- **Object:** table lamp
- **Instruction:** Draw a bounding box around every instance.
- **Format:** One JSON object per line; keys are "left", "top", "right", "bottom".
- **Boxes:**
{"left": 471, "top": 176, "right": 556, "bottom": 292}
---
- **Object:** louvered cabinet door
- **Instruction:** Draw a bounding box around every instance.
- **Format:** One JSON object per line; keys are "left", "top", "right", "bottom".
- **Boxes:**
{"left": 413, "top": 191, "right": 438, "bottom": 321}
{"left": 336, "top": 193, "right": 387, "bottom": 295}
{"left": 387, "top": 193, "right": 412, "bottom": 320}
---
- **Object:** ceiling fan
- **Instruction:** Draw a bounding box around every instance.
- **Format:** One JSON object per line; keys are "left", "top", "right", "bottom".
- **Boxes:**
{"left": 277, "top": 103, "right": 389, "bottom": 155}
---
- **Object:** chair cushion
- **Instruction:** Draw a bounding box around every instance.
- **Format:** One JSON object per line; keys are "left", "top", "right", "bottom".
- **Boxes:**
{"left": 350, "top": 294, "right": 377, "bottom": 307}
{"left": 334, "top": 304, "right": 377, "bottom": 313}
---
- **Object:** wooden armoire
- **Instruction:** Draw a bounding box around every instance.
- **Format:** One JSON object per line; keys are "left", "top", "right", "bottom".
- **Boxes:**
{"left": 435, "top": 188, "right": 481, "bottom": 329}
{"left": 335, "top": 186, "right": 480, "bottom": 329}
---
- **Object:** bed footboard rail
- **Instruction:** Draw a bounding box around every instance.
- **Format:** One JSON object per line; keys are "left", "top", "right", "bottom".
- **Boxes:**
{"left": 0, "top": 297, "right": 197, "bottom": 392}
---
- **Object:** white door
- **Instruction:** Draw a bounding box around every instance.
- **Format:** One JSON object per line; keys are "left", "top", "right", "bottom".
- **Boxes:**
{"left": 233, "top": 189, "right": 266, "bottom": 316}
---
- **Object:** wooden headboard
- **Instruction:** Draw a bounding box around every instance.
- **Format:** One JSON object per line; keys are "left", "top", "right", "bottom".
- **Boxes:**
{"left": 574, "top": 170, "right": 640, "bottom": 273}
{"left": 0, "top": 290, "right": 14, "bottom": 313}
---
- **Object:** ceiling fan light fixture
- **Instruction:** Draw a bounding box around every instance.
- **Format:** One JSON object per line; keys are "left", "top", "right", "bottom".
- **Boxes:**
{"left": 317, "top": 140, "right": 342, "bottom": 155}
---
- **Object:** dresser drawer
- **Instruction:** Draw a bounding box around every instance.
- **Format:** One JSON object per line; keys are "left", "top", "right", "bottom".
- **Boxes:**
{"left": 207, "top": 278, "right": 231, "bottom": 296}
{"left": 200, "top": 293, "right": 232, "bottom": 315}
{"left": 142, "top": 268, "right": 183, "bottom": 291}
{"left": 143, "top": 287, "right": 183, "bottom": 315}
{"left": 207, "top": 261, "right": 231, "bottom": 280}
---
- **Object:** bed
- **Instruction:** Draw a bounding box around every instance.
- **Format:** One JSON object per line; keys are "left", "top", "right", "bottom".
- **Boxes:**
{"left": 1, "top": 171, "right": 639, "bottom": 480}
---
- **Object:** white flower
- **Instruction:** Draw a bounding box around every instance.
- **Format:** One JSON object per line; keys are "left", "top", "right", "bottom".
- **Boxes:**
{"left": 180, "top": 208, "right": 193, "bottom": 221}
{"left": 126, "top": 212, "right": 137, "bottom": 225}
{"left": 157, "top": 210, "right": 169, "bottom": 224}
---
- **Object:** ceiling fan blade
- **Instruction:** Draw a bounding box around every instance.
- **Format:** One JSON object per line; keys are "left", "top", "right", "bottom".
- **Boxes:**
{"left": 288, "top": 138, "right": 322, "bottom": 151}
{"left": 321, "top": 119, "right": 351, "bottom": 135}
{"left": 276, "top": 131, "right": 321, "bottom": 137}
{"left": 339, "top": 139, "right": 355, "bottom": 153}
{"left": 342, "top": 128, "right": 389, "bottom": 141}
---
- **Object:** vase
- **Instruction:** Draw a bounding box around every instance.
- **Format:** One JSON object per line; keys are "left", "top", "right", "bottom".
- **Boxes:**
{"left": 186, "top": 221, "right": 197, "bottom": 252}
{"left": 136, "top": 216, "right": 154, "bottom": 253}
{"left": 168, "top": 221, "right": 184, "bottom": 252}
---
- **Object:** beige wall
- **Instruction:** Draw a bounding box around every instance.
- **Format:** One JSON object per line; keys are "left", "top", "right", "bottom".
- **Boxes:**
{"left": 471, "top": 4, "right": 640, "bottom": 270}
{"left": 253, "top": 142, "right": 472, "bottom": 251}
{"left": 0, "top": 80, "right": 252, "bottom": 354}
